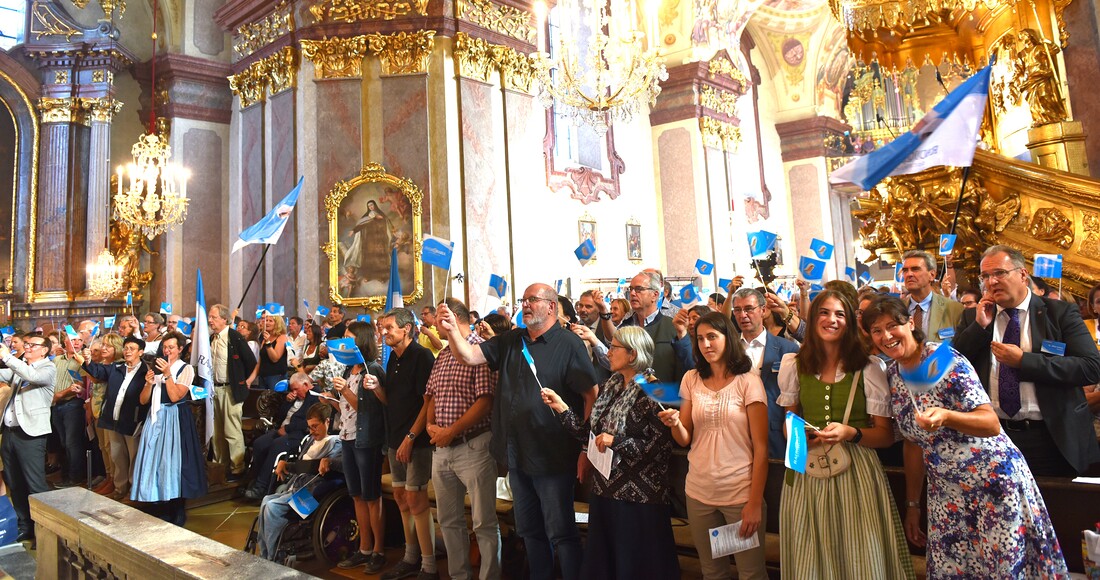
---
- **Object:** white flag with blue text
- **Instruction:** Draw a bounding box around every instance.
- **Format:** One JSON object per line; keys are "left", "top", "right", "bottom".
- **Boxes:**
{"left": 232, "top": 176, "right": 303, "bottom": 253}
{"left": 191, "top": 270, "right": 215, "bottom": 442}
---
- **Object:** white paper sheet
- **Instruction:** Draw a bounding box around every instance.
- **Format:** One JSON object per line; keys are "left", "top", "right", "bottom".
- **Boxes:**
{"left": 708, "top": 520, "right": 760, "bottom": 558}
{"left": 587, "top": 432, "right": 614, "bottom": 480}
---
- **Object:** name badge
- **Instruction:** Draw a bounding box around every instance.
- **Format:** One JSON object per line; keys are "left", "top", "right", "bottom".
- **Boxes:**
{"left": 772, "top": 362, "right": 782, "bottom": 373}
{"left": 937, "top": 328, "right": 955, "bottom": 340}
{"left": 1040, "top": 340, "right": 1066, "bottom": 356}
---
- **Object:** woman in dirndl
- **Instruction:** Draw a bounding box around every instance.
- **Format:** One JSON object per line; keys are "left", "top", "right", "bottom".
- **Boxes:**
{"left": 132, "top": 331, "right": 208, "bottom": 525}
{"left": 775, "top": 289, "right": 914, "bottom": 579}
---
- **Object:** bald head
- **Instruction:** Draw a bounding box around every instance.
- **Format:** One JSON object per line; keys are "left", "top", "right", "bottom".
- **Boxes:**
{"left": 520, "top": 283, "right": 559, "bottom": 334}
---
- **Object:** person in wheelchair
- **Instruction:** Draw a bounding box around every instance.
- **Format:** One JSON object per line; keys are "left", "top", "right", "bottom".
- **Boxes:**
{"left": 257, "top": 402, "right": 343, "bottom": 561}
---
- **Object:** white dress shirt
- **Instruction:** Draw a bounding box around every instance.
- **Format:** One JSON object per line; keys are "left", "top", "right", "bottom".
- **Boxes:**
{"left": 741, "top": 331, "right": 767, "bottom": 372}
{"left": 990, "top": 290, "right": 1041, "bottom": 421}
{"left": 113, "top": 364, "right": 141, "bottom": 421}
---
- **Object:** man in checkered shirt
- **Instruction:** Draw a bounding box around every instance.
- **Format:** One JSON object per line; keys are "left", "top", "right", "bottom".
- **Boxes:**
{"left": 425, "top": 298, "right": 500, "bottom": 580}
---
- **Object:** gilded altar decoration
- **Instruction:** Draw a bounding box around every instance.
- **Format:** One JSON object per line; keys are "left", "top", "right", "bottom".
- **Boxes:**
{"left": 53, "top": 70, "right": 68, "bottom": 85}
{"left": 454, "top": 33, "right": 496, "bottom": 82}
{"left": 30, "top": 1, "right": 80, "bottom": 41}
{"left": 107, "top": 213, "right": 156, "bottom": 301}
{"left": 708, "top": 52, "right": 750, "bottom": 89}
{"left": 310, "top": 0, "right": 430, "bottom": 23}
{"left": 266, "top": 47, "right": 298, "bottom": 95}
{"left": 457, "top": 0, "right": 535, "bottom": 44}
{"left": 700, "top": 86, "right": 739, "bottom": 118}
{"left": 1080, "top": 211, "right": 1100, "bottom": 260}
{"left": 72, "top": 0, "right": 126, "bottom": 18}
{"left": 1026, "top": 207, "right": 1074, "bottom": 249}
{"left": 324, "top": 162, "right": 424, "bottom": 309}
{"left": 81, "top": 97, "right": 124, "bottom": 123}
{"left": 1010, "top": 29, "right": 1068, "bottom": 127}
{"left": 300, "top": 36, "right": 370, "bottom": 79}
{"left": 700, "top": 117, "right": 742, "bottom": 152}
{"left": 228, "top": 63, "right": 268, "bottom": 108}
{"left": 495, "top": 46, "right": 537, "bottom": 93}
{"left": 366, "top": 31, "right": 436, "bottom": 76}
{"left": 37, "top": 97, "right": 79, "bottom": 124}
{"left": 233, "top": 1, "right": 294, "bottom": 62}
{"left": 229, "top": 46, "right": 298, "bottom": 107}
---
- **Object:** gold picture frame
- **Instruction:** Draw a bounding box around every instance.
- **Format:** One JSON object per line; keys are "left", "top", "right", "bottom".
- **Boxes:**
{"left": 626, "top": 218, "right": 642, "bottom": 263}
{"left": 323, "top": 162, "right": 424, "bottom": 310}
{"left": 578, "top": 212, "right": 597, "bottom": 263}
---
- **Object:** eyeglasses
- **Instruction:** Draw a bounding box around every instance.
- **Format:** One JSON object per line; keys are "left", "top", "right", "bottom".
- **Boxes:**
{"left": 978, "top": 267, "right": 1021, "bottom": 282}
{"left": 24, "top": 342, "right": 47, "bottom": 350}
{"left": 519, "top": 296, "right": 552, "bottom": 305}
{"left": 608, "top": 343, "right": 630, "bottom": 351}
{"left": 731, "top": 306, "right": 759, "bottom": 314}
{"left": 627, "top": 286, "right": 656, "bottom": 294}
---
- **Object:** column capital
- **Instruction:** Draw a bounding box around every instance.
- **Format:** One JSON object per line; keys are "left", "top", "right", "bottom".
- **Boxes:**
{"left": 80, "top": 97, "right": 124, "bottom": 123}
{"left": 774, "top": 115, "right": 851, "bottom": 162}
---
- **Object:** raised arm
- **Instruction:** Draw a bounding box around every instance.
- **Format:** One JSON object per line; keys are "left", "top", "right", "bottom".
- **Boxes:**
{"left": 435, "top": 304, "right": 488, "bottom": 366}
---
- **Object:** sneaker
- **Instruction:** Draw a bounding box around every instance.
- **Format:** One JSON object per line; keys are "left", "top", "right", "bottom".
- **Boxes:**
{"left": 338, "top": 551, "right": 371, "bottom": 569}
{"left": 415, "top": 571, "right": 439, "bottom": 580}
{"left": 364, "top": 553, "right": 386, "bottom": 574}
{"left": 242, "top": 487, "right": 263, "bottom": 501}
{"left": 380, "top": 559, "right": 421, "bottom": 580}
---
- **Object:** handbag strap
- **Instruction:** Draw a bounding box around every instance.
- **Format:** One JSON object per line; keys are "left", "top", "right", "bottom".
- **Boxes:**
{"left": 841, "top": 370, "right": 861, "bottom": 426}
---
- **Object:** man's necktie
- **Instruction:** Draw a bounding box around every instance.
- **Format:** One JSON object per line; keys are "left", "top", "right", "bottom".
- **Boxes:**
{"left": 913, "top": 305, "right": 924, "bottom": 335}
{"left": 999, "top": 308, "right": 1021, "bottom": 417}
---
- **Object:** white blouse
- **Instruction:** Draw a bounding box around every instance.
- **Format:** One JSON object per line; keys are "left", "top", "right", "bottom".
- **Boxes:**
{"left": 775, "top": 352, "right": 892, "bottom": 418}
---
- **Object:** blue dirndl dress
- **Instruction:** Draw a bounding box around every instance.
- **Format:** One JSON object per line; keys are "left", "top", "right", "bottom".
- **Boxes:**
{"left": 131, "top": 363, "right": 208, "bottom": 502}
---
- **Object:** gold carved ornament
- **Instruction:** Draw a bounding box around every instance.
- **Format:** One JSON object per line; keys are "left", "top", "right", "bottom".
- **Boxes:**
{"left": 310, "top": 0, "right": 429, "bottom": 23}
{"left": 228, "top": 63, "right": 268, "bottom": 108}
{"left": 323, "top": 162, "right": 424, "bottom": 310}
{"left": 229, "top": 47, "right": 300, "bottom": 107}
{"left": 699, "top": 116, "right": 742, "bottom": 152}
{"left": 234, "top": 1, "right": 294, "bottom": 61}
{"left": 300, "top": 36, "right": 370, "bottom": 79}
{"left": 708, "top": 53, "right": 750, "bottom": 90}
{"left": 366, "top": 31, "right": 437, "bottom": 76}
{"left": 37, "top": 97, "right": 81, "bottom": 124}
{"left": 81, "top": 97, "right": 124, "bottom": 123}
{"left": 993, "top": 29, "right": 1069, "bottom": 128}
{"left": 1026, "top": 207, "right": 1074, "bottom": 249}
{"left": 454, "top": 33, "right": 497, "bottom": 83}
{"left": 494, "top": 46, "right": 537, "bottom": 93}
{"left": 30, "top": 1, "right": 79, "bottom": 41}
{"left": 457, "top": 0, "right": 535, "bottom": 44}
{"left": 700, "top": 86, "right": 739, "bottom": 118}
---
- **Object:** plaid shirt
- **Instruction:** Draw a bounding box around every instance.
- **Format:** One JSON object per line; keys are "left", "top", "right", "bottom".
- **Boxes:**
{"left": 425, "top": 332, "right": 496, "bottom": 433}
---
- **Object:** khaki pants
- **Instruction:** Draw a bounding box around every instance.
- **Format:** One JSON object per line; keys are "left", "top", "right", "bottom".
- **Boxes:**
{"left": 212, "top": 385, "right": 245, "bottom": 474}
{"left": 106, "top": 430, "right": 138, "bottom": 490}
{"left": 686, "top": 495, "right": 768, "bottom": 580}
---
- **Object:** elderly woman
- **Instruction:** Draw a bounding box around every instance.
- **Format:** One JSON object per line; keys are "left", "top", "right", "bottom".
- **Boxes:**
{"left": 609, "top": 298, "right": 631, "bottom": 327}
{"left": 76, "top": 334, "right": 149, "bottom": 500}
{"left": 776, "top": 289, "right": 914, "bottom": 579}
{"left": 132, "top": 331, "right": 207, "bottom": 525}
{"left": 861, "top": 295, "right": 1067, "bottom": 577}
{"left": 657, "top": 312, "right": 769, "bottom": 579}
{"left": 258, "top": 314, "right": 289, "bottom": 389}
{"left": 541, "top": 326, "right": 679, "bottom": 579}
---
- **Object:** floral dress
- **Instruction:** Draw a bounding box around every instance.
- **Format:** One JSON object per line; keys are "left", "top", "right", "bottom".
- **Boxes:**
{"left": 887, "top": 343, "right": 1067, "bottom": 579}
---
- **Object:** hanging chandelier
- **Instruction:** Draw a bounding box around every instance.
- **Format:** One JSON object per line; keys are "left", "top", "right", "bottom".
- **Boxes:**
{"left": 530, "top": 0, "right": 667, "bottom": 135}
{"left": 86, "top": 248, "right": 126, "bottom": 298}
{"left": 114, "top": 0, "right": 189, "bottom": 239}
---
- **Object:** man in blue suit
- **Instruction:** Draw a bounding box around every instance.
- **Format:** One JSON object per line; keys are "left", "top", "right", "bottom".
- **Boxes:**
{"left": 731, "top": 289, "right": 800, "bottom": 459}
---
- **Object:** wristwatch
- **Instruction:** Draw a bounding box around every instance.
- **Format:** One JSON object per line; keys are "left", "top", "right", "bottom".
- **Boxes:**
{"left": 406, "top": 431, "right": 416, "bottom": 440}
{"left": 850, "top": 427, "right": 864, "bottom": 444}
{"left": 599, "top": 313, "right": 612, "bottom": 320}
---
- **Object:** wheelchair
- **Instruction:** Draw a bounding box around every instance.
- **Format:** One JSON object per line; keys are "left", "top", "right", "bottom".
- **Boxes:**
{"left": 242, "top": 438, "right": 360, "bottom": 568}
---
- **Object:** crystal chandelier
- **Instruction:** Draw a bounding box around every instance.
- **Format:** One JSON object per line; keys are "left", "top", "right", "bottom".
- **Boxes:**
{"left": 531, "top": 0, "right": 668, "bottom": 135}
{"left": 86, "top": 248, "right": 126, "bottom": 298}
{"left": 114, "top": 0, "right": 188, "bottom": 240}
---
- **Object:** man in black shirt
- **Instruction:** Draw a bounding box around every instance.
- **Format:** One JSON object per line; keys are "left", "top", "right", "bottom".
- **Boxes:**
{"left": 378, "top": 308, "right": 438, "bottom": 580}
{"left": 324, "top": 304, "right": 347, "bottom": 340}
{"left": 438, "top": 283, "right": 597, "bottom": 580}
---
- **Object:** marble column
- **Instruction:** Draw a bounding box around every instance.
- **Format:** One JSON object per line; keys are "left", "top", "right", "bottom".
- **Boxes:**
{"left": 84, "top": 99, "right": 122, "bottom": 284}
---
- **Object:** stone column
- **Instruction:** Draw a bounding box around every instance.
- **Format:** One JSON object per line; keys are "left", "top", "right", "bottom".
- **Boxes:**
{"left": 83, "top": 98, "right": 123, "bottom": 282}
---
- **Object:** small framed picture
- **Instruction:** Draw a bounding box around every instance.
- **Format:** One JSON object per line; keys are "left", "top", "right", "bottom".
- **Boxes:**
{"left": 579, "top": 213, "right": 597, "bottom": 262}
{"left": 625, "top": 218, "right": 642, "bottom": 263}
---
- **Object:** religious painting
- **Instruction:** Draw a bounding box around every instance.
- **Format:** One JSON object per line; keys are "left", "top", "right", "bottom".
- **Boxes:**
{"left": 578, "top": 213, "right": 597, "bottom": 263}
{"left": 325, "top": 162, "right": 424, "bottom": 310}
{"left": 626, "top": 219, "right": 642, "bottom": 263}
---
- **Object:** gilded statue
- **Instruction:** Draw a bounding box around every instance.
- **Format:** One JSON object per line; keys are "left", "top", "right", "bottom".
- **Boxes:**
{"left": 1026, "top": 207, "right": 1075, "bottom": 249}
{"left": 1015, "top": 29, "right": 1069, "bottom": 127}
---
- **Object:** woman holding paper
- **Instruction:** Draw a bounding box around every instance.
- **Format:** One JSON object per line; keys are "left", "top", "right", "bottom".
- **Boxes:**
{"left": 541, "top": 326, "right": 680, "bottom": 580}
{"left": 131, "top": 331, "right": 207, "bottom": 526}
{"left": 861, "top": 295, "right": 1066, "bottom": 577}
{"left": 776, "top": 289, "right": 914, "bottom": 579}
{"left": 656, "top": 311, "right": 769, "bottom": 580}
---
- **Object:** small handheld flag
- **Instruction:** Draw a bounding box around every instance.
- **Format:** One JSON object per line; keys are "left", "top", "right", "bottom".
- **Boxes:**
{"left": 289, "top": 487, "right": 320, "bottom": 518}
{"left": 177, "top": 320, "right": 193, "bottom": 335}
{"left": 64, "top": 325, "right": 79, "bottom": 339}
{"left": 637, "top": 381, "right": 682, "bottom": 407}
{"left": 104, "top": 315, "right": 116, "bottom": 329}
{"left": 899, "top": 341, "right": 956, "bottom": 393}
{"left": 718, "top": 277, "right": 734, "bottom": 290}
{"left": 575, "top": 239, "right": 597, "bottom": 265}
{"left": 784, "top": 411, "right": 810, "bottom": 474}
{"left": 1033, "top": 254, "right": 1063, "bottom": 278}
{"left": 316, "top": 305, "right": 330, "bottom": 318}
{"left": 680, "top": 285, "right": 700, "bottom": 306}
{"left": 895, "top": 263, "right": 905, "bottom": 284}
{"left": 810, "top": 238, "right": 835, "bottom": 261}
{"left": 747, "top": 231, "right": 778, "bottom": 258}
{"left": 798, "top": 256, "right": 826, "bottom": 282}
{"left": 520, "top": 340, "right": 543, "bottom": 389}
{"left": 125, "top": 291, "right": 133, "bottom": 307}
{"left": 488, "top": 274, "right": 508, "bottom": 299}
{"left": 326, "top": 338, "right": 366, "bottom": 366}
{"left": 695, "top": 259, "right": 714, "bottom": 276}
{"left": 357, "top": 314, "right": 372, "bottom": 323}
{"left": 938, "top": 234, "right": 957, "bottom": 256}
{"left": 845, "top": 267, "right": 857, "bottom": 283}
{"left": 859, "top": 271, "right": 874, "bottom": 286}
{"left": 273, "top": 379, "right": 288, "bottom": 393}
{"left": 421, "top": 235, "right": 455, "bottom": 270}
{"left": 159, "top": 302, "right": 172, "bottom": 315}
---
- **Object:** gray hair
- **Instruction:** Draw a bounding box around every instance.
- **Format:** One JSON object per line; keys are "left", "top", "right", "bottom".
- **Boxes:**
{"left": 613, "top": 326, "right": 654, "bottom": 373}
{"left": 382, "top": 307, "right": 416, "bottom": 331}
{"left": 210, "top": 304, "right": 230, "bottom": 320}
{"left": 144, "top": 312, "right": 164, "bottom": 324}
{"left": 902, "top": 250, "right": 936, "bottom": 272}
{"left": 442, "top": 298, "right": 470, "bottom": 324}
{"left": 289, "top": 371, "right": 312, "bottom": 387}
{"left": 637, "top": 271, "right": 663, "bottom": 292}
{"left": 732, "top": 288, "right": 766, "bottom": 307}
{"left": 982, "top": 244, "right": 1027, "bottom": 269}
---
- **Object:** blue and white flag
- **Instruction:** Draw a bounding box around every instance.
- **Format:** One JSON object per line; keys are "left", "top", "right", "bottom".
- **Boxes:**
{"left": 421, "top": 235, "right": 455, "bottom": 270}
{"left": 513, "top": 307, "right": 526, "bottom": 329}
{"left": 289, "top": 487, "right": 319, "bottom": 518}
{"left": 810, "top": 238, "right": 835, "bottom": 261}
{"left": 159, "top": 302, "right": 172, "bottom": 315}
{"left": 637, "top": 380, "right": 682, "bottom": 407}
{"left": 554, "top": 279, "right": 564, "bottom": 294}
{"left": 799, "top": 256, "right": 826, "bottom": 282}
{"left": 89, "top": 322, "right": 100, "bottom": 337}
{"left": 784, "top": 411, "right": 810, "bottom": 474}
{"left": 104, "top": 315, "right": 116, "bottom": 329}
{"left": 264, "top": 302, "right": 286, "bottom": 317}
{"left": 680, "top": 285, "right": 701, "bottom": 306}
{"left": 125, "top": 291, "right": 133, "bottom": 307}
{"left": 488, "top": 274, "right": 508, "bottom": 299}
{"left": 575, "top": 239, "right": 597, "bottom": 265}
{"left": 747, "top": 231, "right": 778, "bottom": 258}
{"left": 1033, "top": 254, "right": 1063, "bottom": 278}
{"left": 356, "top": 314, "right": 372, "bottom": 323}
{"left": 316, "top": 304, "right": 330, "bottom": 318}
{"left": 177, "top": 319, "right": 193, "bottom": 336}
{"left": 64, "top": 325, "right": 79, "bottom": 339}
{"left": 273, "top": 379, "right": 288, "bottom": 393}
{"left": 327, "top": 338, "right": 366, "bottom": 366}
{"left": 899, "top": 341, "right": 956, "bottom": 394}
{"left": 695, "top": 259, "right": 714, "bottom": 277}
{"left": 829, "top": 65, "right": 992, "bottom": 191}
{"left": 718, "top": 277, "right": 734, "bottom": 291}
{"left": 192, "top": 270, "right": 215, "bottom": 441}
{"left": 520, "top": 340, "right": 543, "bottom": 388}
{"left": 232, "top": 176, "right": 303, "bottom": 253}
{"left": 255, "top": 307, "right": 265, "bottom": 319}
{"left": 0, "top": 326, "right": 13, "bottom": 338}
{"left": 938, "top": 234, "right": 957, "bottom": 256}
{"left": 895, "top": 262, "right": 905, "bottom": 284}
{"left": 845, "top": 267, "right": 857, "bottom": 283}
{"left": 859, "top": 271, "right": 874, "bottom": 286}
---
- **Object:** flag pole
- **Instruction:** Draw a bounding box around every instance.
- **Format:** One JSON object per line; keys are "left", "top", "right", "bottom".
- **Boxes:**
{"left": 237, "top": 245, "right": 271, "bottom": 312}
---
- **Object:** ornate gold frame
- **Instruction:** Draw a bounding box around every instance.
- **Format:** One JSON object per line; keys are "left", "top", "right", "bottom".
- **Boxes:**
{"left": 578, "top": 212, "right": 597, "bottom": 264}
{"left": 625, "top": 218, "right": 642, "bottom": 264}
{"left": 323, "top": 162, "right": 424, "bottom": 310}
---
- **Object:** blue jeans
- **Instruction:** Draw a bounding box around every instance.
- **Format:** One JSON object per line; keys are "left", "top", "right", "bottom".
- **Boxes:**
{"left": 50, "top": 398, "right": 86, "bottom": 482}
{"left": 508, "top": 466, "right": 582, "bottom": 580}
{"left": 258, "top": 491, "right": 295, "bottom": 559}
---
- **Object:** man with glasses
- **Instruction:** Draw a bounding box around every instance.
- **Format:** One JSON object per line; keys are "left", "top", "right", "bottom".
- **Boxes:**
{"left": 900, "top": 250, "right": 963, "bottom": 343}
{"left": 731, "top": 288, "right": 800, "bottom": 459}
{"left": 50, "top": 331, "right": 88, "bottom": 488}
{"left": 954, "top": 244, "right": 1100, "bottom": 476}
{"left": 0, "top": 333, "right": 56, "bottom": 542}
{"left": 117, "top": 315, "right": 140, "bottom": 339}
{"left": 598, "top": 271, "right": 692, "bottom": 384}
{"left": 437, "top": 284, "right": 598, "bottom": 580}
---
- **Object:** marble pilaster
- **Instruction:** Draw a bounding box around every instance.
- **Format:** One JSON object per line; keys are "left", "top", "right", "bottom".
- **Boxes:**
{"left": 35, "top": 101, "right": 90, "bottom": 299}
{"left": 84, "top": 100, "right": 122, "bottom": 284}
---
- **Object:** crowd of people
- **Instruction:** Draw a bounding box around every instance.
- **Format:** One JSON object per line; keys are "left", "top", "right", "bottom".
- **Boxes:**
{"left": 0, "top": 242, "right": 1098, "bottom": 579}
